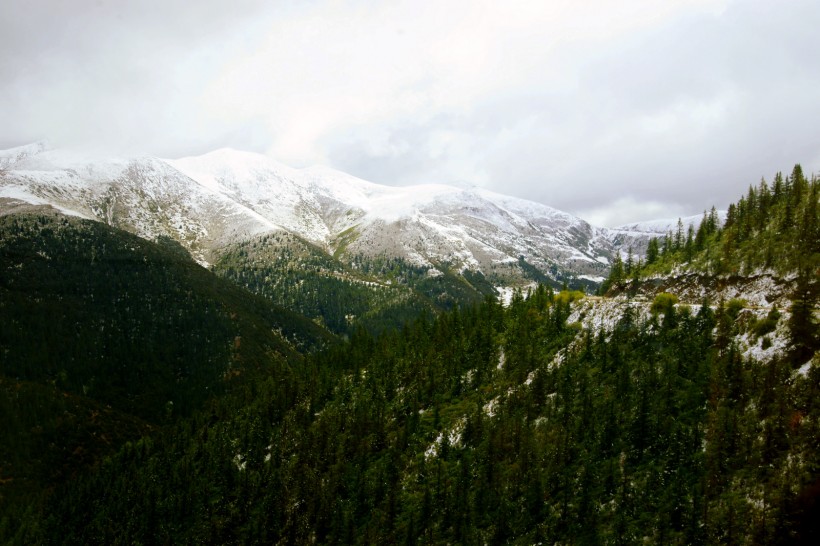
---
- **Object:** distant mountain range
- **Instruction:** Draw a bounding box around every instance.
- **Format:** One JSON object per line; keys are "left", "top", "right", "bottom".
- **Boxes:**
{"left": 0, "top": 142, "right": 713, "bottom": 288}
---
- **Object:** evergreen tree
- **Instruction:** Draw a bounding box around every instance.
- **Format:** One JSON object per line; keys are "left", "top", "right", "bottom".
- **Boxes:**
{"left": 646, "top": 237, "right": 660, "bottom": 266}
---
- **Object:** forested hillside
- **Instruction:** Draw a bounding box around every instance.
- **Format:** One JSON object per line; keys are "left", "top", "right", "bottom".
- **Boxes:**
{"left": 9, "top": 286, "right": 818, "bottom": 544}
{"left": 0, "top": 210, "right": 332, "bottom": 418}
{"left": 604, "top": 165, "right": 819, "bottom": 283}
{"left": 212, "top": 231, "right": 495, "bottom": 336}
{"left": 0, "top": 209, "right": 332, "bottom": 532}
{"left": 2, "top": 166, "right": 818, "bottom": 544}
{"left": 603, "top": 165, "right": 819, "bottom": 361}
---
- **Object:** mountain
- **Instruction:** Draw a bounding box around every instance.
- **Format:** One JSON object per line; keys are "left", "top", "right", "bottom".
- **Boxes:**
{"left": 0, "top": 207, "right": 331, "bottom": 420}
{"left": 0, "top": 140, "right": 50, "bottom": 170}
{"left": 1, "top": 143, "right": 630, "bottom": 289}
{"left": 604, "top": 211, "right": 728, "bottom": 257}
{"left": 0, "top": 145, "right": 279, "bottom": 265}
{"left": 211, "top": 231, "right": 497, "bottom": 337}
{"left": 2, "top": 158, "right": 817, "bottom": 544}
{"left": 171, "top": 149, "right": 617, "bottom": 284}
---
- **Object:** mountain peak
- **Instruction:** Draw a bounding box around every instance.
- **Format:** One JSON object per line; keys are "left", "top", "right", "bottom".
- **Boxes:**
{"left": 0, "top": 140, "right": 52, "bottom": 169}
{"left": 2, "top": 143, "right": 670, "bottom": 286}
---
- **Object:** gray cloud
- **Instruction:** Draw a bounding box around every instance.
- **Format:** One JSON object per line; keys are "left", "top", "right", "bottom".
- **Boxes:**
{"left": 325, "top": 1, "right": 820, "bottom": 224}
{"left": 0, "top": 0, "right": 286, "bottom": 154}
{"left": 1, "top": 0, "right": 818, "bottom": 226}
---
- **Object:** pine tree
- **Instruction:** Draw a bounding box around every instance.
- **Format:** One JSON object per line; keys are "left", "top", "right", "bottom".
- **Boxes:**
{"left": 625, "top": 246, "right": 634, "bottom": 276}
{"left": 674, "top": 219, "right": 684, "bottom": 251}
{"left": 685, "top": 225, "right": 695, "bottom": 261}
{"left": 646, "top": 238, "right": 660, "bottom": 266}
{"left": 695, "top": 213, "right": 708, "bottom": 251}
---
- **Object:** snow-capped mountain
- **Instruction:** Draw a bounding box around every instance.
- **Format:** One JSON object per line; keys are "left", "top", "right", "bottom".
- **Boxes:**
{"left": 603, "top": 212, "right": 727, "bottom": 257}
{"left": 0, "top": 142, "right": 640, "bottom": 285}
{"left": 612, "top": 213, "right": 724, "bottom": 237}
{"left": 0, "top": 141, "right": 51, "bottom": 170}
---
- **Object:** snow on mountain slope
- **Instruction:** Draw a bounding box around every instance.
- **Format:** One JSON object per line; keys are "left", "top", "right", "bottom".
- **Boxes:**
{"left": 1, "top": 143, "right": 634, "bottom": 284}
{"left": 0, "top": 141, "right": 51, "bottom": 170}
{"left": 165, "top": 148, "right": 616, "bottom": 281}
{"left": 613, "top": 213, "right": 724, "bottom": 236}
{"left": 601, "top": 211, "right": 727, "bottom": 257}
{"left": 1, "top": 148, "right": 281, "bottom": 264}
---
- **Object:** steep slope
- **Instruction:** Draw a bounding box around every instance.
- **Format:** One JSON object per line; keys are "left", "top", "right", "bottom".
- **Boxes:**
{"left": 0, "top": 147, "right": 283, "bottom": 265}
{"left": 0, "top": 207, "right": 335, "bottom": 532}
{"left": 0, "top": 141, "right": 50, "bottom": 170}
{"left": 601, "top": 211, "right": 727, "bottom": 257}
{"left": 601, "top": 165, "right": 818, "bottom": 364}
{"left": 171, "top": 150, "right": 615, "bottom": 286}
{"left": 212, "top": 231, "right": 497, "bottom": 336}
{"left": 0, "top": 208, "right": 331, "bottom": 420}
{"left": 16, "top": 287, "right": 818, "bottom": 545}
{"left": 2, "top": 144, "right": 617, "bottom": 288}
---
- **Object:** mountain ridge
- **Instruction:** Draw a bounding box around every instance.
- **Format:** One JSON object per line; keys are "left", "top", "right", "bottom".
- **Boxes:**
{"left": 1, "top": 142, "right": 704, "bottom": 287}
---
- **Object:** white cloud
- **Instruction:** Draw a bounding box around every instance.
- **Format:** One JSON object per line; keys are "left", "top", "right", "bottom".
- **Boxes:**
{"left": 1, "top": 0, "right": 818, "bottom": 226}
{"left": 577, "top": 198, "right": 689, "bottom": 229}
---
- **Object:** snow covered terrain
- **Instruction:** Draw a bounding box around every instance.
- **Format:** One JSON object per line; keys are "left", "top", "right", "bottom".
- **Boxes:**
{"left": 0, "top": 142, "right": 702, "bottom": 285}
{"left": 166, "top": 148, "right": 618, "bottom": 282}
{"left": 565, "top": 289, "right": 794, "bottom": 368}
{"left": 0, "top": 141, "right": 51, "bottom": 170}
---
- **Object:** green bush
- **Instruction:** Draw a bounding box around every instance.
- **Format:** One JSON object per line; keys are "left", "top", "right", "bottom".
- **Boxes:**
{"left": 554, "top": 289, "right": 585, "bottom": 306}
{"left": 650, "top": 292, "right": 679, "bottom": 315}
{"left": 752, "top": 308, "right": 779, "bottom": 337}
{"left": 725, "top": 298, "right": 747, "bottom": 321}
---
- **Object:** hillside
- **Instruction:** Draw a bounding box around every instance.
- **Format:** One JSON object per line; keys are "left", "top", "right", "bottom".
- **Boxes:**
{"left": 11, "top": 287, "right": 817, "bottom": 544}
{"left": 604, "top": 211, "right": 727, "bottom": 257}
{"left": 211, "top": 231, "right": 498, "bottom": 336}
{"left": 0, "top": 208, "right": 332, "bottom": 417}
{"left": 0, "top": 207, "right": 333, "bottom": 528}
{"left": 604, "top": 165, "right": 818, "bottom": 279}
{"left": 602, "top": 166, "right": 819, "bottom": 358}
{"left": 1, "top": 161, "right": 817, "bottom": 544}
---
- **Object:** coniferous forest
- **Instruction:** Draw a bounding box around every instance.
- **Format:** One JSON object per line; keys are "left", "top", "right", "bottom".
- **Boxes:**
{"left": 603, "top": 165, "right": 819, "bottom": 288}
{"left": 0, "top": 167, "right": 818, "bottom": 544}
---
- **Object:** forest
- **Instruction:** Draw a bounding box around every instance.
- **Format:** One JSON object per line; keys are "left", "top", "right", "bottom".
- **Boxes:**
{"left": 0, "top": 166, "right": 818, "bottom": 544}
{"left": 7, "top": 286, "right": 818, "bottom": 544}
{"left": 211, "top": 231, "right": 495, "bottom": 337}
{"left": 604, "top": 165, "right": 819, "bottom": 286}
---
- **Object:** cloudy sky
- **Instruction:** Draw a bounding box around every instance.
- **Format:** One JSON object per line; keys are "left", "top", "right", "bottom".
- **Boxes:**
{"left": 1, "top": 0, "right": 819, "bottom": 226}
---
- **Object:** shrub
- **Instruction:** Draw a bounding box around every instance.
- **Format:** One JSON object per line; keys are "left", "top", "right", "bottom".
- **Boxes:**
{"left": 650, "top": 292, "right": 679, "bottom": 315}
{"left": 725, "top": 298, "right": 747, "bottom": 321}
{"left": 752, "top": 307, "right": 780, "bottom": 337}
{"left": 554, "top": 290, "right": 585, "bottom": 306}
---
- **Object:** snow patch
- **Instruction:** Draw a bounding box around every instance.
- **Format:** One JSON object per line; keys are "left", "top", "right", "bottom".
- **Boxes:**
{"left": 796, "top": 361, "right": 812, "bottom": 377}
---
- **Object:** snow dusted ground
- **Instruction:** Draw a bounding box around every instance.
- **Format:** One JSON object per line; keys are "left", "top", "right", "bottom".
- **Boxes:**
{"left": 0, "top": 191, "right": 91, "bottom": 220}
{"left": 0, "top": 141, "right": 50, "bottom": 169}
{"left": 0, "top": 143, "right": 769, "bottom": 291}
{"left": 623, "top": 270, "right": 796, "bottom": 308}
{"left": 610, "top": 213, "right": 725, "bottom": 237}
{"left": 567, "top": 297, "right": 652, "bottom": 333}
{"left": 567, "top": 275, "right": 797, "bottom": 368}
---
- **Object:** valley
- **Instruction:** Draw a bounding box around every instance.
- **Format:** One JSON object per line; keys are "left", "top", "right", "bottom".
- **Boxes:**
{"left": 0, "top": 145, "right": 817, "bottom": 544}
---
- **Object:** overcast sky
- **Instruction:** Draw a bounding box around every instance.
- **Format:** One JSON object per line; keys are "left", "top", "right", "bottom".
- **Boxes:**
{"left": 2, "top": 0, "right": 819, "bottom": 226}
